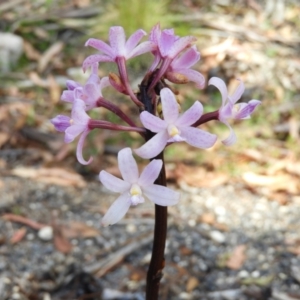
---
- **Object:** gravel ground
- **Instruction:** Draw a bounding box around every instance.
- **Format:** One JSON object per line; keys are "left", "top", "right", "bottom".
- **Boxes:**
{"left": 1, "top": 175, "right": 300, "bottom": 300}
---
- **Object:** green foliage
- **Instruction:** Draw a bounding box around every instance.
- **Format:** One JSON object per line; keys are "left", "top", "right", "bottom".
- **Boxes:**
{"left": 91, "top": 0, "right": 172, "bottom": 37}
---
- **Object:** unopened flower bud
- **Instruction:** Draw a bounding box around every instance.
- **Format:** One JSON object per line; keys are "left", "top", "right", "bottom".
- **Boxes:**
{"left": 165, "top": 72, "right": 189, "bottom": 84}
{"left": 109, "top": 72, "right": 128, "bottom": 94}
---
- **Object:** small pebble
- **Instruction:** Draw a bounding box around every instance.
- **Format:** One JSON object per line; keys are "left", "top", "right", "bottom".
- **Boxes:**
{"left": 210, "top": 230, "right": 226, "bottom": 243}
{"left": 38, "top": 227, "right": 53, "bottom": 241}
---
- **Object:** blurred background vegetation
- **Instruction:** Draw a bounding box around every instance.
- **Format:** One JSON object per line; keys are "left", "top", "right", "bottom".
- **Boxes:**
{"left": 0, "top": 0, "right": 299, "bottom": 192}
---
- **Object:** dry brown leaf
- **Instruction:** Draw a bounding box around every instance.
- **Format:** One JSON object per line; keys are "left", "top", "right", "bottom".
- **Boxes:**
{"left": 186, "top": 276, "right": 199, "bottom": 292}
{"left": 47, "top": 74, "right": 61, "bottom": 104}
{"left": 0, "top": 132, "right": 9, "bottom": 148}
{"left": 10, "top": 227, "right": 27, "bottom": 244}
{"left": 61, "top": 221, "right": 99, "bottom": 239}
{"left": 175, "top": 164, "right": 228, "bottom": 188}
{"left": 226, "top": 245, "right": 246, "bottom": 270}
{"left": 23, "top": 40, "right": 41, "bottom": 61}
{"left": 11, "top": 167, "right": 86, "bottom": 188}
{"left": 226, "top": 245, "right": 247, "bottom": 270}
{"left": 38, "top": 41, "right": 64, "bottom": 73}
{"left": 243, "top": 172, "right": 299, "bottom": 194}
{"left": 28, "top": 72, "right": 49, "bottom": 88}
{"left": 53, "top": 227, "right": 73, "bottom": 254}
{"left": 286, "top": 162, "right": 300, "bottom": 177}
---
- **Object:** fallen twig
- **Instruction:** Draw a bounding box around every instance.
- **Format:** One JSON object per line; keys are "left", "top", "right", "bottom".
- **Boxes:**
{"left": 2, "top": 213, "right": 47, "bottom": 230}
{"left": 84, "top": 233, "right": 153, "bottom": 277}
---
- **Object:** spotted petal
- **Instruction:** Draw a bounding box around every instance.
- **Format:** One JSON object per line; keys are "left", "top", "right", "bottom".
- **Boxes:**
{"left": 161, "top": 88, "right": 179, "bottom": 123}
{"left": 135, "top": 130, "right": 169, "bottom": 159}
{"left": 118, "top": 148, "right": 139, "bottom": 183}
{"left": 99, "top": 170, "right": 131, "bottom": 193}
{"left": 143, "top": 184, "right": 180, "bottom": 206}
{"left": 176, "top": 101, "right": 203, "bottom": 127}
{"left": 180, "top": 126, "right": 217, "bottom": 149}
{"left": 138, "top": 159, "right": 162, "bottom": 187}
{"left": 140, "top": 111, "right": 167, "bottom": 132}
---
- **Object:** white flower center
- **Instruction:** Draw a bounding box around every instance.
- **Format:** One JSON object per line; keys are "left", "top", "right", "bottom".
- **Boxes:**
{"left": 168, "top": 124, "right": 180, "bottom": 137}
{"left": 129, "top": 184, "right": 144, "bottom": 206}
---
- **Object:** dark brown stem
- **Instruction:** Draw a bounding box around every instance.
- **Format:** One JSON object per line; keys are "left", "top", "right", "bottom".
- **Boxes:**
{"left": 192, "top": 110, "right": 219, "bottom": 127}
{"left": 146, "top": 152, "right": 167, "bottom": 300}
{"left": 140, "top": 75, "right": 168, "bottom": 299}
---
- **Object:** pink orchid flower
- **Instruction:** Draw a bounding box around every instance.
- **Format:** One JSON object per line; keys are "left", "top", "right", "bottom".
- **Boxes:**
{"left": 61, "top": 63, "right": 110, "bottom": 111}
{"left": 51, "top": 99, "right": 92, "bottom": 165}
{"left": 165, "top": 45, "right": 205, "bottom": 88}
{"left": 135, "top": 88, "right": 217, "bottom": 159}
{"left": 82, "top": 26, "right": 156, "bottom": 71}
{"left": 100, "top": 148, "right": 180, "bottom": 226}
{"left": 148, "top": 24, "right": 196, "bottom": 89}
{"left": 208, "top": 77, "right": 261, "bottom": 146}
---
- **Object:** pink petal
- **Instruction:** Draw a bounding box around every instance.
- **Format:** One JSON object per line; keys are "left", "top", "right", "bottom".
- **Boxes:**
{"left": 221, "top": 122, "right": 237, "bottom": 146}
{"left": 101, "top": 193, "right": 131, "bottom": 226}
{"left": 65, "top": 124, "right": 85, "bottom": 143}
{"left": 140, "top": 111, "right": 167, "bottom": 132}
{"left": 228, "top": 79, "right": 245, "bottom": 104}
{"left": 76, "top": 129, "right": 93, "bottom": 165}
{"left": 51, "top": 115, "right": 71, "bottom": 132}
{"left": 158, "top": 31, "right": 178, "bottom": 57}
{"left": 109, "top": 26, "right": 126, "bottom": 57}
{"left": 66, "top": 80, "right": 81, "bottom": 90}
{"left": 99, "top": 76, "right": 111, "bottom": 90}
{"left": 118, "top": 148, "right": 139, "bottom": 183}
{"left": 149, "top": 23, "right": 161, "bottom": 44}
{"left": 85, "top": 38, "right": 113, "bottom": 57}
{"left": 168, "top": 36, "right": 196, "bottom": 59}
{"left": 125, "top": 29, "right": 146, "bottom": 54}
{"left": 160, "top": 88, "right": 179, "bottom": 123}
{"left": 234, "top": 100, "right": 261, "bottom": 119}
{"left": 84, "top": 84, "right": 100, "bottom": 109}
{"left": 143, "top": 184, "right": 180, "bottom": 206}
{"left": 86, "top": 73, "right": 100, "bottom": 86}
{"left": 180, "top": 126, "right": 217, "bottom": 149}
{"left": 138, "top": 159, "right": 163, "bottom": 187}
{"left": 128, "top": 41, "right": 157, "bottom": 59}
{"left": 176, "top": 101, "right": 203, "bottom": 127}
{"left": 99, "top": 170, "right": 131, "bottom": 193}
{"left": 171, "top": 46, "right": 200, "bottom": 69}
{"left": 82, "top": 54, "right": 114, "bottom": 72}
{"left": 72, "top": 99, "right": 90, "bottom": 124}
{"left": 175, "top": 69, "right": 205, "bottom": 89}
{"left": 134, "top": 130, "right": 169, "bottom": 159}
{"left": 219, "top": 102, "right": 233, "bottom": 122}
{"left": 61, "top": 90, "right": 75, "bottom": 102}
{"left": 208, "top": 77, "right": 228, "bottom": 107}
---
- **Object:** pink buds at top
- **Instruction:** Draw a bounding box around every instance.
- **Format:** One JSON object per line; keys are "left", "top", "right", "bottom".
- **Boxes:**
{"left": 165, "top": 45, "right": 205, "bottom": 89}
{"left": 82, "top": 26, "right": 156, "bottom": 71}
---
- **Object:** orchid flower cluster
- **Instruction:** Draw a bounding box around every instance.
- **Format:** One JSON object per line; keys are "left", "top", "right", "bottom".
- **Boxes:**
{"left": 51, "top": 24, "right": 260, "bottom": 227}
